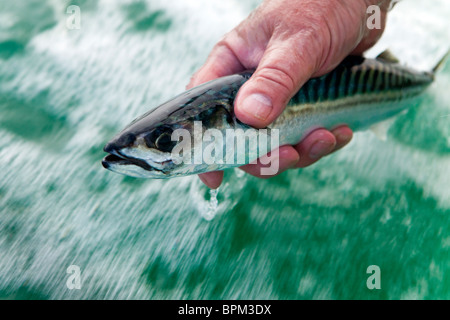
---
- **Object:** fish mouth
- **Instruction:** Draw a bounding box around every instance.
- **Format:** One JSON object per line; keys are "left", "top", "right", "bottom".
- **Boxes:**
{"left": 102, "top": 151, "right": 155, "bottom": 171}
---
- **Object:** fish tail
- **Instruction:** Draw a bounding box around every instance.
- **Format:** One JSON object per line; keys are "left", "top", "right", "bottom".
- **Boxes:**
{"left": 432, "top": 50, "right": 450, "bottom": 74}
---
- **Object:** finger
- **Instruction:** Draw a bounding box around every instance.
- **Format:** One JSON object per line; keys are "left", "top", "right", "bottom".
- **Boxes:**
{"left": 239, "top": 145, "right": 299, "bottom": 178}
{"left": 330, "top": 125, "right": 353, "bottom": 152}
{"left": 187, "top": 41, "right": 245, "bottom": 89}
{"left": 234, "top": 38, "right": 317, "bottom": 128}
{"left": 294, "top": 129, "right": 337, "bottom": 168}
{"left": 198, "top": 171, "right": 224, "bottom": 189}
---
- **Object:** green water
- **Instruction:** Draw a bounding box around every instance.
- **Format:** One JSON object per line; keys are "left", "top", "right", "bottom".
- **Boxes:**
{"left": 0, "top": 0, "right": 449, "bottom": 300}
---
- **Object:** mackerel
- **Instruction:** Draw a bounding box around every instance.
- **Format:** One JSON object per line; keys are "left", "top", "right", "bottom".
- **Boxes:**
{"left": 102, "top": 50, "right": 447, "bottom": 178}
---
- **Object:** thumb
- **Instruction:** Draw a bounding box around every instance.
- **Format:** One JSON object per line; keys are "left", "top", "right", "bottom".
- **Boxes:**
{"left": 234, "top": 39, "right": 316, "bottom": 128}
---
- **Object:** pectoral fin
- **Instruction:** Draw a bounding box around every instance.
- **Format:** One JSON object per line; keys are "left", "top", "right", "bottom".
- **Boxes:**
{"left": 369, "top": 116, "right": 398, "bottom": 141}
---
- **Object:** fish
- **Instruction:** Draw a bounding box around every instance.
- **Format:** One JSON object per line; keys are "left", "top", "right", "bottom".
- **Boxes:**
{"left": 102, "top": 50, "right": 448, "bottom": 179}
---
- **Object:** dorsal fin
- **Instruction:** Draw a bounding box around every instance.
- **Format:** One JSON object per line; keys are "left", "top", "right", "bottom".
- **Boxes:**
{"left": 376, "top": 49, "right": 400, "bottom": 64}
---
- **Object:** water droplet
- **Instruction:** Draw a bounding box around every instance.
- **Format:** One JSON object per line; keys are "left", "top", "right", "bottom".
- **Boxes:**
{"left": 201, "top": 188, "right": 219, "bottom": 221}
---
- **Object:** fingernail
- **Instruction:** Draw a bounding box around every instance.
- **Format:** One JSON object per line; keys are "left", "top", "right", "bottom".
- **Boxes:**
{"left": 240, "top": 93, "right": 272, "bottom": 121}
{"left": 279, "top": 148, "right": 299, "bottom": 169}
{"left": 199, "top": 174, "right": 215, "bottom": 189}
{"left": 335, "top": 132, "right": 352, "bottom": 143}
{"left": 198, "top": 172, "right": 222, "bottom": 189}
{"left": 308, "top": 140, "right": 335, "bottom": 159}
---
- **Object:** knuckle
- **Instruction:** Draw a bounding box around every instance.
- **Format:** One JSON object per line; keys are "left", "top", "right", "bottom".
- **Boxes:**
{"left": 254, "top": 65, "right": 297, "bottom": 97}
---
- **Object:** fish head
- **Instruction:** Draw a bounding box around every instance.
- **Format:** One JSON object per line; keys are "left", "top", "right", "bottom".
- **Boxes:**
{"left": 102, "top": 72, "right": 251, "bottom": 178}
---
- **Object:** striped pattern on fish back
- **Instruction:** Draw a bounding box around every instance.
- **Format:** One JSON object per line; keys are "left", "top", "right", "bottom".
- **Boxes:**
{"left": 290, "top": 56, "right": 434, "bottom": 105}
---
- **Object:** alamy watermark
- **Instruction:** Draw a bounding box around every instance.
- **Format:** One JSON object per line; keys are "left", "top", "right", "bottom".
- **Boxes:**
{"left": 65, "top": 3, "right": 389, "bottom": 31}
{"left": 366, "top": 265, "right": 381, "bottom": 290}
{"left": 366, "top": 5, "right": 382, "bottom": 30}
{"left": 66, "top": 5, "right": 81, "bottom": 30}
{"left": 366, "top": 1, "right": 400, "bottom": 29}
{"left": 66, "top": 265, "right": 82, "bottom": 290}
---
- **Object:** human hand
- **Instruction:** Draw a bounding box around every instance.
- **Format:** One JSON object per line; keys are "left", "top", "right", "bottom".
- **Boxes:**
{"left": 188, "top": 0, "right": 389, "bottom": 188}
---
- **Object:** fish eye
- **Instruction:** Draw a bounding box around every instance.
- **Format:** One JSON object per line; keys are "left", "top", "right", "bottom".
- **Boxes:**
{"left": 155, "top": 131, "right": 175, "bottom": 151}
{"left": 144, "top": 126, "right": 175, "bottom": 152}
